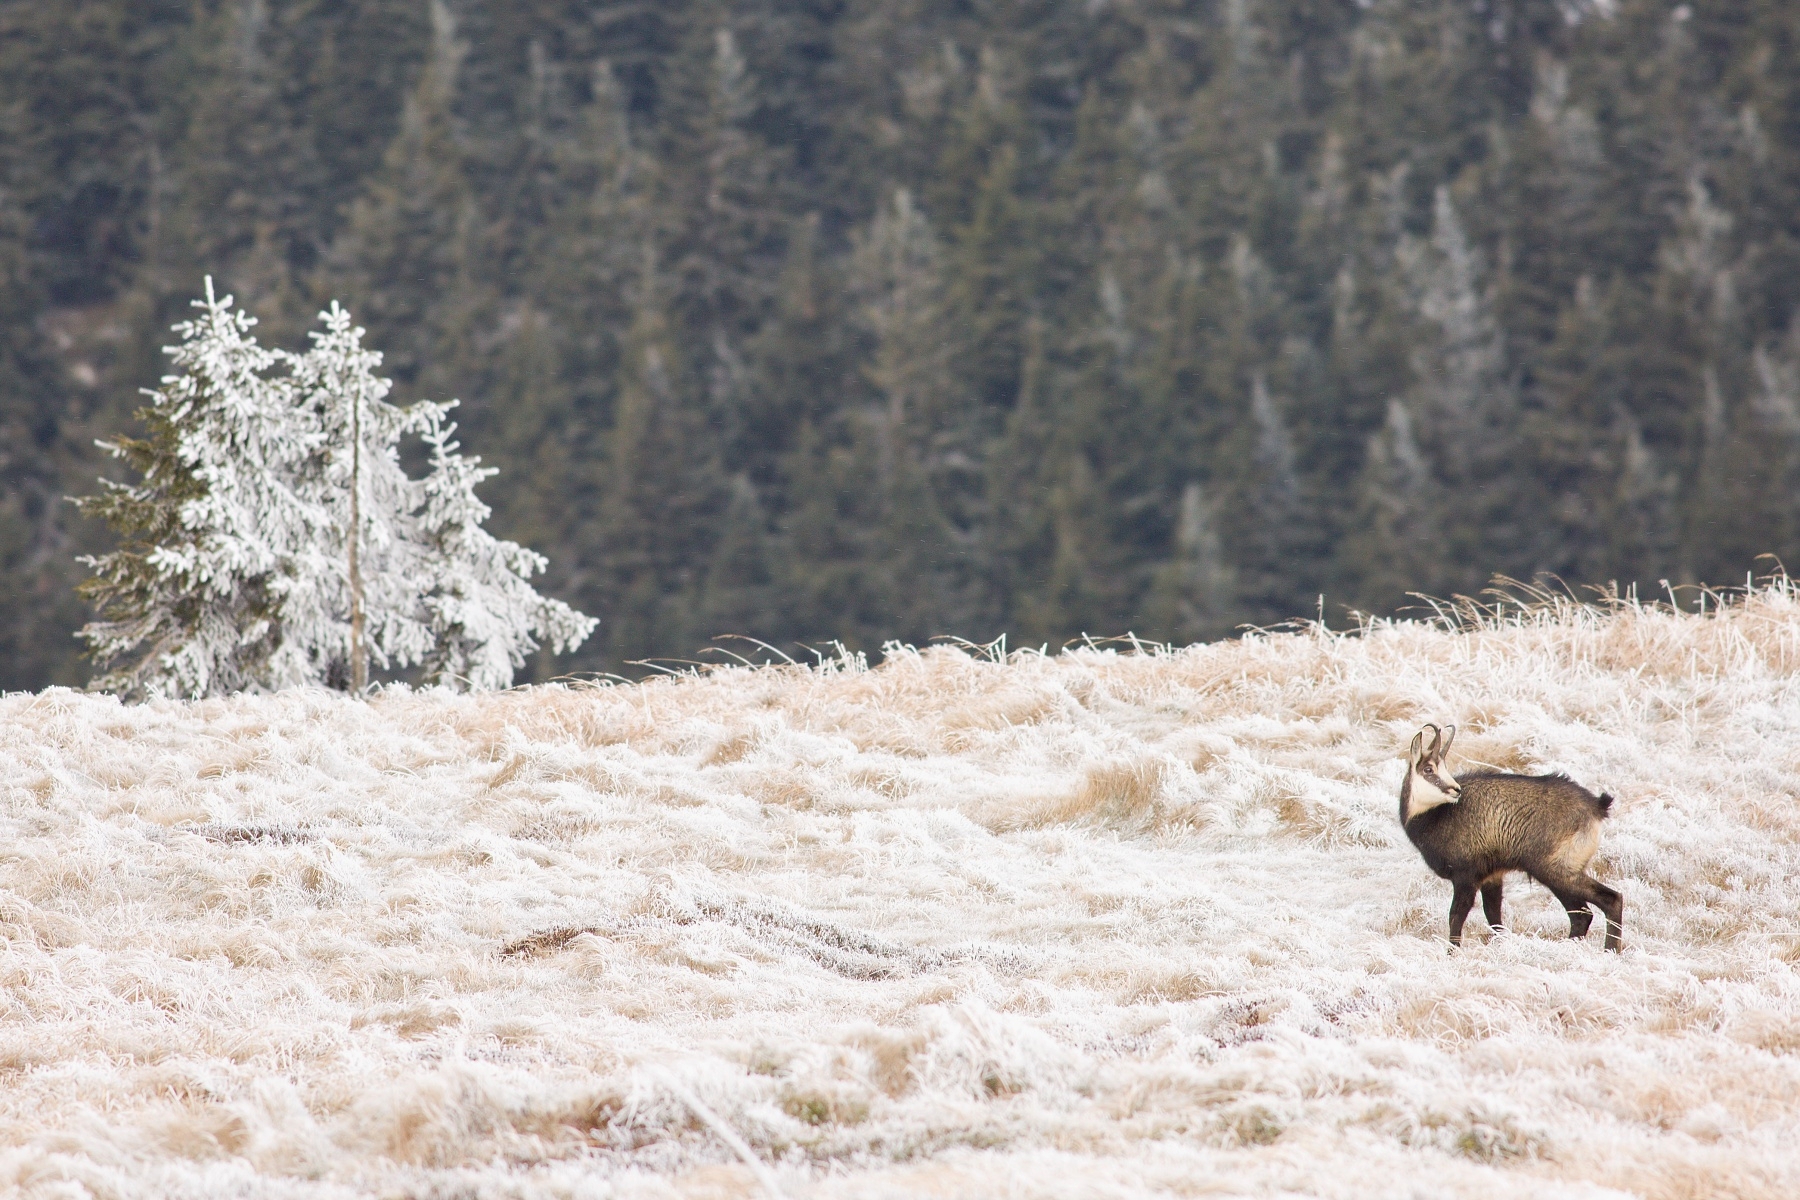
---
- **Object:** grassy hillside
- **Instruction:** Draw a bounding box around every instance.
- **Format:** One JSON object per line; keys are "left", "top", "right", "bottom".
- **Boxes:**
{"left": 3, "top": 585, "right": 1799, "bottom": 1197}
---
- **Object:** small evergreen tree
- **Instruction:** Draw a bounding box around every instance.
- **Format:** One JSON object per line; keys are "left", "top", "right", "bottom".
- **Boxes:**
{"left": 409, "top": 407, "right": 596, "bottom": 690}
{"left": 287, "top": 301, "right": 597, "bottom": 689}
{"left": 284, "top": 299, "right": 449, "bottom": 687}
{"left": 75, "top": 282, "right": 594, "bottom": 697}
{"left": 74, "top": 280, "right": 328, "bottom": 698}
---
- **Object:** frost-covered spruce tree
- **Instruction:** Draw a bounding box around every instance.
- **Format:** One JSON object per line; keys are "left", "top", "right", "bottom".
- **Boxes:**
{"left": 286, "top": 303, "right": 595, "bottom": 689}
{"left": 76, "top": 285, "right": 594, "bottom": 696}
{"left": 74, "top": 279, "right": 330, "bottom": 698}
{"left": 282, "top": 302, "right": 442, "bottom": 688}
{"left": 409, "top": 410, "right": 596, "bottom": 689}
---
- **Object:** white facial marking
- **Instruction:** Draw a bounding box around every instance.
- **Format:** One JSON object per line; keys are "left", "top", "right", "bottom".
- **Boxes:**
{"left": 1406, "top": 763, "right": 1460, "bottom": 818}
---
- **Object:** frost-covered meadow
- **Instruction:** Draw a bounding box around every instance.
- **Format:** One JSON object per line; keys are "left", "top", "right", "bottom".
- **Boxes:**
{"left": 5, "top": 590, "right": 1800, "bottom": 1199}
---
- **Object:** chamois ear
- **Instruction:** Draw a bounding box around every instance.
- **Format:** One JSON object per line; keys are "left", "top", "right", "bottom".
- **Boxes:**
{"left": 1437, "top": 724, "right": 1456, "bottom": 762}
{"left": 1408, "top": 730, "right": 1426, "bottom": 763}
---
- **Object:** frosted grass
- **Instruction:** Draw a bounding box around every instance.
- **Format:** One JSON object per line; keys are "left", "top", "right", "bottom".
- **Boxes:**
{"left": 3, "top": 588, "right": 1800, "bottom": 1197}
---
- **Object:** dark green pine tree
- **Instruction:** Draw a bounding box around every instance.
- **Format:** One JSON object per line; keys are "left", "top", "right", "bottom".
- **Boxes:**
{"left": 1167, "top": 0, "right": 1341, "bottom": 629}
{"left": 1142, "top": 481, "right": 1238, "bottom": 645}
{"left": 1648, "top": 3, "right": 1800, "bottom": 589}
{"left": 927, "top": 51, "right": 1069, "bottom": 639}
{"left": 1527, "top": 275, "right": 1681, "bottom": 587}
{"left": 1038, "top": 89, "right": 1191, "bottom": 640}
{"left": 321, "top": 0, "right": 487, "bottom": 400}
{"left": 789, "top": 401, "right": 972, "bottom": 648}
{"left": 0, "top": 207, "right": 89, "bottom": 686}
{"left": 1228, "top": 371, "right": 1315, "bottom": 625}
{"left": 491, "top": 58, "right": 655, "bottom": 672}
{"left": 1341, "top": 398, "right": 1446, "bottom": 613}
{"left": 779, "top": 186, "right": 977, "bottom": 650}
{"left": 606, "top": 15, "right": 794, "bottom": 661}
{"left": 0, "top": 0, "right": 194, "bottom": 689}
{"left": 590, "top": 251, "right": 727, "bottom": 668}
{"left": 983, "top": 314, "right": 1063, "bottom": 648}
{"left": 162, "top": 0, "right": 325, "bottom": 332}
{"left": 658, "top": 23, "right": 788, "bottom": 462}
{"left": 933, "top": 51, "right": 1039, "bottom": 426}
{"left": 744, "top": 212, "right": 854, "bottom": 501}
{"left": 1345, "top": 183, "right": 1524, "bottom": 607}
{"left": 1655, "top": 173, "right": 1761, "bottom": 586}
{"left": 693, "top": 472, "right": 780, "bottom": 649}
{"left": 1026, "top": 270, "right": 1166, "bottom": 640}
{"left": 1045, "top": 65, "right": 1246, "bottom": 643}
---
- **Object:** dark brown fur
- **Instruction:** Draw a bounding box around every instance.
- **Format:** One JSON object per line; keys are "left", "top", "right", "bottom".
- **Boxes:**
{"left": 1401, "top": 725, "right": 1622, "bottom": 950}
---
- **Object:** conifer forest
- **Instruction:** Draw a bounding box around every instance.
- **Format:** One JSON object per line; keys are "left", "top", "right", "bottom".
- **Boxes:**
{"left": 4, "top": 0, "right": 1799, "bottom": 689}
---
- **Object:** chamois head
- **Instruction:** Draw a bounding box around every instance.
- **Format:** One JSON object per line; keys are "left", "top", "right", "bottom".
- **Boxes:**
{"left": 1403, "top": 723, "right": 1461, "bottom": 819}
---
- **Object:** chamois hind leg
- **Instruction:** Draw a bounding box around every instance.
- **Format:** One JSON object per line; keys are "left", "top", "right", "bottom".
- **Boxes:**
{"left": 1578, "top": 875, "right": 1624, "bottom": 951}
{"left": 1447, "top": 880, "right": 1478, "bottom": 948}
{"left": 1479, "top": 875, "right": 1505, "bottom": 934}
{"left": 1543, "top": 875, "right": 1621, "bottom": 949}
{"left": 1540, "top": 878, "right": 1594, "bottom": 940}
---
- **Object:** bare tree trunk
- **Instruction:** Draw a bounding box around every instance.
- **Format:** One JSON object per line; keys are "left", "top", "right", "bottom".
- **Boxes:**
{"left": 349, "top": 389, "right": 367, "bottom": 692}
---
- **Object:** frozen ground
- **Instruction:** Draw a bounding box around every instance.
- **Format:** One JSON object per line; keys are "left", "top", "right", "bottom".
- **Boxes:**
{"left": 4, "top": 589, "right": 1800, "bottom": 1199}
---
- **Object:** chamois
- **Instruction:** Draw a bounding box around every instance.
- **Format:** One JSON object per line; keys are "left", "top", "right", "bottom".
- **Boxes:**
{"left": 1400, "top": 724, "right": 1623, "bottom": 951}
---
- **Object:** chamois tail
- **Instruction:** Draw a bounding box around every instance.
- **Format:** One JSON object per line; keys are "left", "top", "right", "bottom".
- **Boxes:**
{"left": 1595, "top": 792, "right": 1614, "bottom": 818}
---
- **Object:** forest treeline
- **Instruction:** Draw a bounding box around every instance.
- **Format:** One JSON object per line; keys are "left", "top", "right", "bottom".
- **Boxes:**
{"left": 3, "top": 0, "right": 1799, "bottom": 687}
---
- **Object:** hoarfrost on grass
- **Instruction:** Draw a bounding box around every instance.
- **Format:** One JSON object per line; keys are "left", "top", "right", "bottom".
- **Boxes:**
{"left": 4, "top": 587, "right": 1800, "bottom": 1197}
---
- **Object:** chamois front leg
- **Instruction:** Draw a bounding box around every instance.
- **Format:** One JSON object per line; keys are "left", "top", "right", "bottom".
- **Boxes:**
{"left": 1447, "top": 880, "right": 1478, "bottom": 948}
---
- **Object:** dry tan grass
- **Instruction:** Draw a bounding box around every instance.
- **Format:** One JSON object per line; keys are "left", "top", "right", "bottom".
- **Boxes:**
{"left": 4, "top": 584, "right": 1800, "bottom": 1196}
